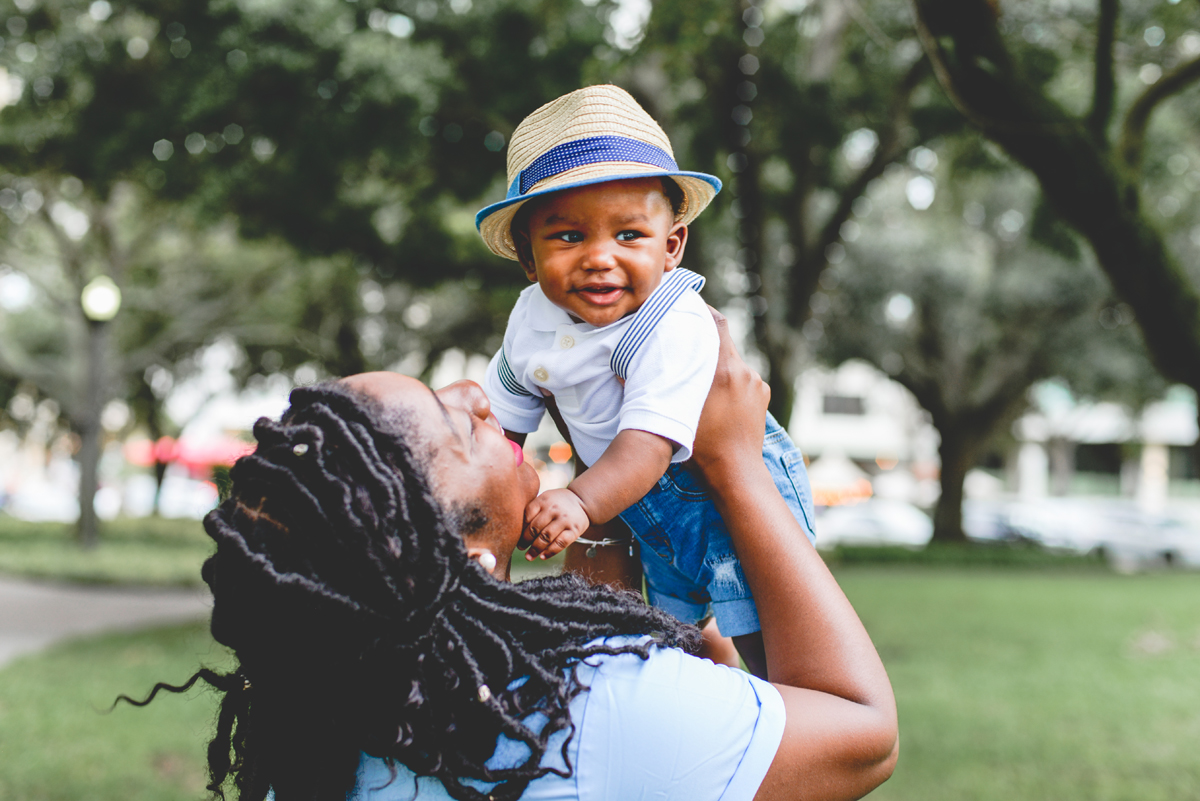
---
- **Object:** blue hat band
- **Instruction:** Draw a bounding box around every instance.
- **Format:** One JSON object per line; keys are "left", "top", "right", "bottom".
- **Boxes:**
{"left": 511, "top": 135, "right": 679, "bottom": 198}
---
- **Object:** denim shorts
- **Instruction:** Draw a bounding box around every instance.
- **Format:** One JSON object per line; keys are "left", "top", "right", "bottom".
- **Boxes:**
{"left": 617, "top": 413, "right": 817, "bottom": 637}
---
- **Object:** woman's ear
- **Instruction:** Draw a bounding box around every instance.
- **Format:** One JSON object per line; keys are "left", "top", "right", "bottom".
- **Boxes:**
{"left": 663, "top": 223, "right": 689, "bottom": 272}
{"left": 467, "top": 547, "right": 498, "bottom": 574}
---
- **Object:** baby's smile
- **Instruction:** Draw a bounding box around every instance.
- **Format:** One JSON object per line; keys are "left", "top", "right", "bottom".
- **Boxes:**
{"left": 573, "top": 283, "right": 627, "bottom": 307}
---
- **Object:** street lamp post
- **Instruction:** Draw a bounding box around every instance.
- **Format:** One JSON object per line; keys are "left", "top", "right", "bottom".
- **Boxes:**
{"left": 78, "top": 276, "right": 121, "bottom": 549}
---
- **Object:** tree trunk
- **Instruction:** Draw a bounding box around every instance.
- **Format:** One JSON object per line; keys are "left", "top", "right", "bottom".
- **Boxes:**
{"left": 1192, "top": 404, "right": 1200, "bottom": 482}
{"left": 762, "top": 336, "right": 797, "bottom": 428}
{"left": 1048, "top": 437, "right": 1075, "bottom": 496}
{"left": 734, "top": 135, "right": 804, "bottom": 426}
{"left": 932, "top": 427, "right": 974, "bottom": 544}
{"left": 135, "top": 377, "right": 169, "bottom": 515}
{"left": 77, "top": 320, "right": 107, "bottom": 549}
{"left": 334, "top": 318, "right": 367, "bottom": 377}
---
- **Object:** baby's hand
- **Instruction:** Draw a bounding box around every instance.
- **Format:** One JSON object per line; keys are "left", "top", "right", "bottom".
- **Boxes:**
{"left": 522, "top": 488, "right": 591, "bottom": 560}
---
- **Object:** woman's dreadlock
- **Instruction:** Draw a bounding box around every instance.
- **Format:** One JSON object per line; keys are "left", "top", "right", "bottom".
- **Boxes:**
{"left": 120, "top": 382, "right": 699, "bottom": 801}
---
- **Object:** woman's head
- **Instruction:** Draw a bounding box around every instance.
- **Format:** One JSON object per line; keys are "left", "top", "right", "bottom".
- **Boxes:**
{"left": 340, "top": 372, "right": 540, "bottom": 579}
{"left": 189, "top": 376, "right": 697, "bottom": 801}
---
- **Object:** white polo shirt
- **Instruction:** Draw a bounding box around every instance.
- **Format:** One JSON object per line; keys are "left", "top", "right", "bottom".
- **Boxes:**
{"left": 484, "top": 268, "right": 719, "bottom": 467}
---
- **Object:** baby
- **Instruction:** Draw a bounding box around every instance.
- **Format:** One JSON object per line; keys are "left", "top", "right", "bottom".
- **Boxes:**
{"left": 476, "top": 86, "right": 816, "bottom": 670}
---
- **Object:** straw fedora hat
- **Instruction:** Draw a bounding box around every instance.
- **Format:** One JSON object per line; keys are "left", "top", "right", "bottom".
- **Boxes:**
{"left": 475, "top": 85, "right": 722, "bottom": 260}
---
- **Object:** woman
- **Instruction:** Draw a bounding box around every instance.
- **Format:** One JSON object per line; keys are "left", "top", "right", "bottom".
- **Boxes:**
{"left": 134, "top": 315, "right": 897, "bottom": 800}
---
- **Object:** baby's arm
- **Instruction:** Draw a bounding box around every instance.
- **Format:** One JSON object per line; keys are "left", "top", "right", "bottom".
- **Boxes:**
{"left": 522, "top": 429, "right": 674, "bottom": 560}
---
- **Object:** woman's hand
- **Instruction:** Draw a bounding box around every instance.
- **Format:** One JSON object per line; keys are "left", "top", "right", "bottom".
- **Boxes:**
{"left": 691, "top": 308, "right": 771, "bottom": 485}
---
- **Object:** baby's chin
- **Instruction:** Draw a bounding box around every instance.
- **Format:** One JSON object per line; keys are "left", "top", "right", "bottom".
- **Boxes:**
{"left": 565, "top": 299, "right": 642, "bottom": 327}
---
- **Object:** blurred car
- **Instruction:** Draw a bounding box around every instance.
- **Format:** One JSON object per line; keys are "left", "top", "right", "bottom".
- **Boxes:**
{"left": 1096, "top": 511, "right": 1200, "bottom": 571}
{"left": 815, "top": 499, "right": 933, "bottom": 548}
{"left": 962, "top": 499, "right": 1021, "bottom": 543}
{"left": 1152, "top": 518, "right": 1200, "bottom": 568}
{"left": 965, "top": 497, "right": 1200, "bottom": 571}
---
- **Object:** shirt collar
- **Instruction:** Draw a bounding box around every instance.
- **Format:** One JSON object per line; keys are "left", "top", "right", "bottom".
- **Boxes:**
{"left": 527, "top": 268, "right": 705, "bottom": 333}
{"left": 528, "top": 284, "right": 575, "bottom": 332}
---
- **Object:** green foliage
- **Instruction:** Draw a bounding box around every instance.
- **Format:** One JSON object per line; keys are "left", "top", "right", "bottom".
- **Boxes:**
{"left": 0, "top": 515, "right": 211, "bottom": 586}
{"left": 0, "top": 0, "right": 615, "bottom": 271}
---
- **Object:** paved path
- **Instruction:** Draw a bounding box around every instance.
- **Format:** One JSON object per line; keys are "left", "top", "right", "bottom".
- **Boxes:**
{"left": 0, "top": 576, "right": 212, "bottom": 669}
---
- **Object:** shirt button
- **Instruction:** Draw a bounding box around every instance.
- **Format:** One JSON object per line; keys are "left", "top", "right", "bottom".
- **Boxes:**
{"left": 533, "top": 367, "right": 549, "bottom": 382}
{"left": 559, "top": 335, "right": 575, "bottom": 349}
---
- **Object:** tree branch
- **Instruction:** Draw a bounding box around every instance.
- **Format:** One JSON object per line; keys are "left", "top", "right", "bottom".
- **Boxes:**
{"left": 1086, "top": 0, "right": 1118, "bottom": 144}
{"left": 843, "top": 0, "right": 893, "bottom": 48}
{"left": 35, "top": 203, "right": 84, "bottom": 288}
{"left": 810, "top": 56, "right": 928, "bottom": 268}
{"left": 0, "top": 338, "right": 74, "bottom": 405}
{"left": 0, "top": 253, "right": 76, "bottom": 317}
{"left": 1118, "top": 54, "right": 1200, "bottom": 173}
{"left": 966, "top": 336, "right": 1046, "bottom": 431}
{"left": 910, "top": 0, "right": 1200, "bottom": 391}
{"left": 890, "top": 367, "right": 950, "bottom": 431}
{"left": 807, "top": 0, "right": 851, "bottom": 81}
{"left": 787, "top": 57, "right": 928, "bottom": 329}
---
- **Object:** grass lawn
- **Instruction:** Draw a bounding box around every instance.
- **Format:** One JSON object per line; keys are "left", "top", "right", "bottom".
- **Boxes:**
{"left": 0, "top": 621, "right": 232, "bottom": 800}
{"left": 0, "top": 515, "right": 570, "bottom": 588}
{"left": 1, "top": 567, "right": 1197, "bottom": 800}
{"left": 842, "top": 568, "right": 1200, "bottom": 801}
{"left": 0, "top": 516, "right": 212, "bottom": 587}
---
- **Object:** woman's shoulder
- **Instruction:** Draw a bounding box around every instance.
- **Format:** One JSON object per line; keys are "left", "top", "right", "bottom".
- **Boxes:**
{"left": 576, "top": 635, "right": 720, "bottom": 687}
{"left": 569, "top": 638, "right": 786, "bottom": 801}
{"left": 577, "top": 637, "right": 782, "bottom": 728}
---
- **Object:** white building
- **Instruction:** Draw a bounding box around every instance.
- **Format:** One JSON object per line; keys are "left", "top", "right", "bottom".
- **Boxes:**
{"left": 788, "top": 360, "right": 1200, "bottom": 512}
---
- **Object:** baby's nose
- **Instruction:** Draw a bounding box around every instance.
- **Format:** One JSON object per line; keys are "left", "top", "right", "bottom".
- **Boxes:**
{"left": 582, "top": 242, "right": 618, "bottom": 270}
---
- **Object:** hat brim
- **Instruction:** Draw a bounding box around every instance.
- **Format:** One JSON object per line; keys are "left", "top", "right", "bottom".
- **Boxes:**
{"left": 476, "top": 168, "right": 721, "bottom": 261}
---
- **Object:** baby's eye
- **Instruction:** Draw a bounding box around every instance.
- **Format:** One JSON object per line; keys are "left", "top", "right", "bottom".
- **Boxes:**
{"left": 550, "top": 231, "right": 584, "bottom": 243}
{"left": 616, "top": 230, "right": 645, "bottom": 242}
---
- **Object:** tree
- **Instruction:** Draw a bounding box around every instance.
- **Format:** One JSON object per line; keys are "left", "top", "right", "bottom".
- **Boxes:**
{"left": 816, "top": 140, "right": 1164, "bottom": 542}
{"left": 0, "top": 176, "right": 359, "bottom": 541}
{"left": 626, "top": 0, "right": 964, "bottom": 424}
{"left": 909, "top": 0, "right": 1200, "bottom": 453}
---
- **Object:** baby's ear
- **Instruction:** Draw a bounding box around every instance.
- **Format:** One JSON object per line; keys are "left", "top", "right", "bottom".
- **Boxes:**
{"left": 664, "top": 223, "right": 688, "bottom": 270}
{"left": 513, "top": 230, "right": 538, "bottom": 282}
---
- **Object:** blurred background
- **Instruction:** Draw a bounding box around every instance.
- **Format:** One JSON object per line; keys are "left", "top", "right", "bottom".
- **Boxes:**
{"left": 0, "top": 0, "right": 1198, "bottom": 798}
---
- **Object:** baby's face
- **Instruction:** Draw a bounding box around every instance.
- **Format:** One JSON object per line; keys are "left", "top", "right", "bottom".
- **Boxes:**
{"left": 516, "top": 178, "right": 687, "bottom": 327}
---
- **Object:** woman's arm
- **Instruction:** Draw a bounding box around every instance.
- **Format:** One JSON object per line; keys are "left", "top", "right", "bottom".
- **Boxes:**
{"left": 691, "top": 312, "right": 898, "bottom": 801}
